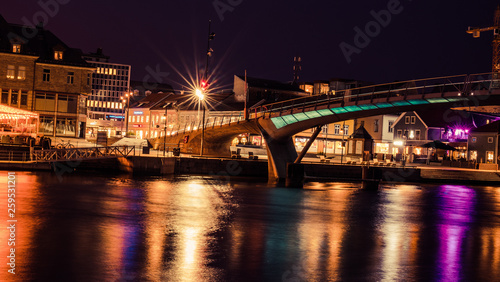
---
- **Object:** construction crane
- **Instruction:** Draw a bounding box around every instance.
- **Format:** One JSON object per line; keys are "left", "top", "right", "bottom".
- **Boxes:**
{"left": 466, "top": 5, "right": 500, "bottom": 73}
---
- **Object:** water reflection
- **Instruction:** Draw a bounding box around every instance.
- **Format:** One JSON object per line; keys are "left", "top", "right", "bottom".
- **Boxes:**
{"left": 435, "top": 185, "right": 475, "bottom": 281}
{"left": 378, "top": 185, "right": 422, "bottom": 281}
{"left": 1, "top": 172, "right": 500, "bottom": 281}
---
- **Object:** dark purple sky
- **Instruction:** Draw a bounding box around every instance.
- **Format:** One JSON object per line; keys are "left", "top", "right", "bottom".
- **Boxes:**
{"left": 2, "top": 0, "right": 498, "bottom": 89}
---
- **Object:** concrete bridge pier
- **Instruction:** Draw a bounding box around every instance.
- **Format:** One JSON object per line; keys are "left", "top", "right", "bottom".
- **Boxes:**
{"left": 361, "top": 166, "right": 380, "bottom": 190}
{"left": 263, "top": 134, "right": 298, "bottom": 184}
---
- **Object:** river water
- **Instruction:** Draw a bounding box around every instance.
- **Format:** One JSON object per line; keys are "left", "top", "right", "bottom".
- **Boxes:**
{"left": 0, "top": 171, "right": 499, "bottom": 281}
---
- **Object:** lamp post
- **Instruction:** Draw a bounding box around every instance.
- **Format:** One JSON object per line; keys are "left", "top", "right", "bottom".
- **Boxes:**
{"left": 340, "top": 121, "right": 346, "bottom": 164}
{"left": 163, "top": 103, "right": 168, "bottom": 157}
{"left": 195, "top": 89, "right": 205, "bottom": 156}
{"left": 121, "top": 92, "right": 131, "bottom": 137}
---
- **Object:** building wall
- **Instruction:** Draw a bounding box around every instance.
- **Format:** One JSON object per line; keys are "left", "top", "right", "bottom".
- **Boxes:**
{"left": 0, "top": 53, "right": 37, "bottom": 110}
{"left": 87, "top": 62, "right": 131, "bottom": 119}
{"left": 32, "top": 63, "right": 93, "bottom": 138}
{"left": 468, "top": 133, "right": 499, "bottom": 163}
{"left": 34, "top": 63, "right": 93, "bottom": 94}
{"left": 393, "top": 112, "right": 427, "bottom": 141}
{"left": 381, "top": 115, "right": 398, "bottom": 142}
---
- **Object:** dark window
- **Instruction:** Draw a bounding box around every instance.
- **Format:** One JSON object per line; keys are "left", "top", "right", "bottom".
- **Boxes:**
{"left": 67, "top": 72, "right": 74, "bottom": 84}
{"left": 405, "top": 116, "right": 410, "bottom": 124}
{"left": 1, "top": 90, "right": 9, "bottom": 104}
{"left": 20, "top": 91, "right": 28, "bottom": 106}
{"left": 411, "top": 116, "right": 416, "bottom": 124}
{"left": 43, "top": 69, "right": 50, "bottom": 82}
{"left": 35, "top": 93, "right": 56, "bottom": 111}
{"left": 10, "top": 91, "right": 18, "bottom": 106}
{"left": 388, "top": 121, "right": 394, "bottom": 133}
{"left": 374, "top": 119, "right": 379, "bottom": 132}
{"left": 416, "top": 130, "right": 421, "bottom": 140}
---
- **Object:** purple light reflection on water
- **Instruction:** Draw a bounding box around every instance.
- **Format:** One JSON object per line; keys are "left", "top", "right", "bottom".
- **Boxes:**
{"left": 436, "top": 185, "right": 476, "bottom": 282}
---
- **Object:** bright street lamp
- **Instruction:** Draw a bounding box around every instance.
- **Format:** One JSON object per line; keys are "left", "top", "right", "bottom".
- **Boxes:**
{"left": 121, "top": 92, "right": 131, "bottom": 137}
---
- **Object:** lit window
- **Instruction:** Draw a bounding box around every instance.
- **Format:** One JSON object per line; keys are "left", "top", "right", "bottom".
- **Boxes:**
{"left": 17, "top": 66, "right": 26, "bottom": 80}
{"left": 343, "top": 125, "right": 349, "bottom": 135}
{"left": 146, "top": 116, "right": 149, "bottom": 123}
{"left": 334, "top": 124, "right": 340, "bottom": 135}
{"left": 470, "top": 151, "right": 477, "bottom": 161}
{"left": 7, "top": 65, "right": 15, "bottom": 79}
{"left": 487, "top": 151, "right": 494, "bottom": 163}
{"left": 67, "top": 72, "right": 74, "bottom": 84}
{"left": 54, "top": 51, "right": 63, "bottom": 60}
{"left": 43, "top": 69, "right": 50, "bottom": 82}
{"left": 12, "top": 44, "right": 21, "bottom": 53}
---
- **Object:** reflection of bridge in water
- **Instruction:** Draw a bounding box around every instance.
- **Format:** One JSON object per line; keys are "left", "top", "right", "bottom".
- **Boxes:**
{"left": 155, "top": 73, "right": 500, "bottom": 181}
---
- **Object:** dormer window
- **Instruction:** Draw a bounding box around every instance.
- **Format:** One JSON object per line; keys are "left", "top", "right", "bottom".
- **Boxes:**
{"left": 54, "top": 51, "right": 63, "bottom": 60}
{"left": 12, "top": 44, "right": 21, "bottom": 53}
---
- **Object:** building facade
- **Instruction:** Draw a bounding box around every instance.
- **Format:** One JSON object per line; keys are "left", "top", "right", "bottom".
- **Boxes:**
{"left": 468, "top": 121, "right": 500, "bottom": 164}
{"left": 0, "top": 15, "right": 94, "bottom": 138}
{"left": 83, "top": 48, "right": 131, "bottom": 137}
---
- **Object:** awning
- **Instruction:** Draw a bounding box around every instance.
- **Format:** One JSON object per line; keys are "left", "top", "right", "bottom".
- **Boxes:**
{"left": 0, "top": 104, "right": 39, "bottom": 119}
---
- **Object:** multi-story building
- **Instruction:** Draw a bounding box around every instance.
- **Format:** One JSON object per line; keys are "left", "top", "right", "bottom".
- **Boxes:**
{"left": 468, "top": 121, "right": 500, "bottom": 166}
{"left": 0, "top": 15, "right": 94, "bottom": 138}
{"left": 356, "top": 114, "right": 398, "bottom": 157}
{"left": 83, "top": 48, "right": 131, "bottom": 136}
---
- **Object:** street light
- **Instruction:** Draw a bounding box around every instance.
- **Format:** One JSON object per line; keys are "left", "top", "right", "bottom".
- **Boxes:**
{"left": 195, "top": 88, "right": 206, "bottom": 156}
{"left": 196, "top": 88, "right": 204, "bottom": 123}
{"left": 163, "top": 102, "right": 169, "bottom": 157}
{"left": 121, "top": 92, "right": 131, "bottom": 137}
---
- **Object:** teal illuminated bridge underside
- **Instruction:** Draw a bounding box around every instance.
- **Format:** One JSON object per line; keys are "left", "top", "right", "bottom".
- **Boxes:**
{"left": 271, "top": 97, "right": 468, "bottom": 129}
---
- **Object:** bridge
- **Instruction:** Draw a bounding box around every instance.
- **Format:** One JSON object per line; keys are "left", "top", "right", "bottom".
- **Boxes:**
{"left": 151, "top": 73, "right": 500, "bottom": 181}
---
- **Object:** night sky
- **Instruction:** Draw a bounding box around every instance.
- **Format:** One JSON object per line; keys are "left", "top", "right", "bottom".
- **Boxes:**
{"left": 2, "top": 0, "right": 499, "bottom": 90}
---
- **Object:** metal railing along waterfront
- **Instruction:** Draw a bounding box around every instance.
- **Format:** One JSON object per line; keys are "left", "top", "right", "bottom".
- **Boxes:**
{"left": 0, "top": 150, "right": 31, "bottom": 162}
{"left": 31, "top": 145, "right": 136, "bottom": 162}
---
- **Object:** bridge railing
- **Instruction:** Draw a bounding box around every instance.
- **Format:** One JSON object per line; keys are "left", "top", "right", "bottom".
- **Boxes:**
{"left": 169, "top": 113, "right": 245, "bottom": 137}
{"left": 31, "top": 145, "right": 136, "bottom": 162}
{"left": 251, "top": 72, "right": 497, "bottom": 118}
